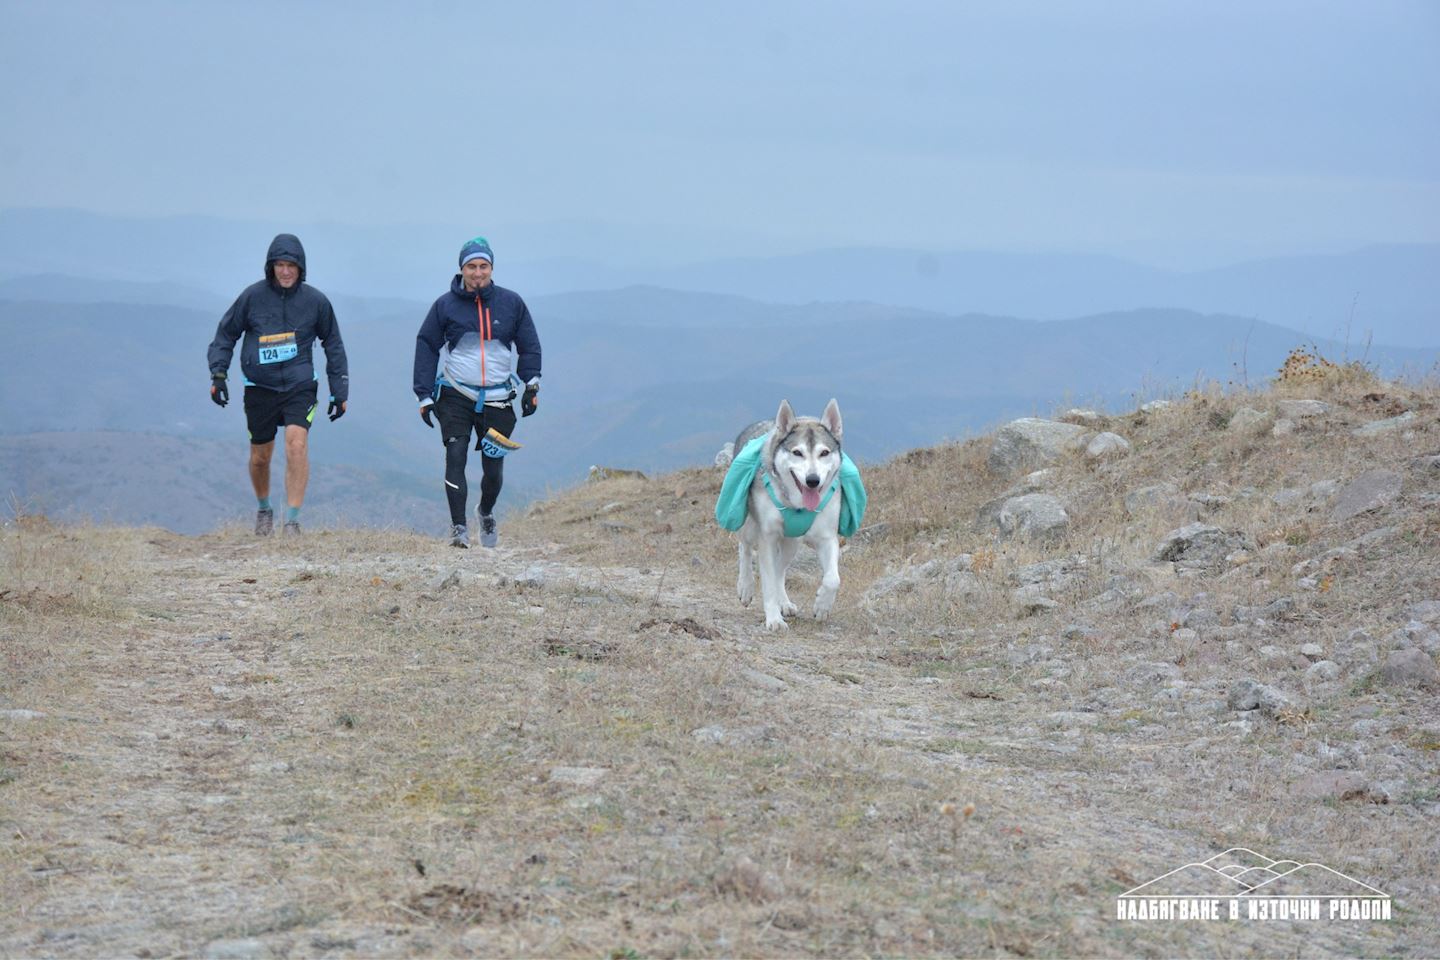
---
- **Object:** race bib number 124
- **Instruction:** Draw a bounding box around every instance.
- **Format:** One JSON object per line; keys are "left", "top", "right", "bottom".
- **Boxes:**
{"left": 258, "top": 332, "right": 298, "bottom": 364}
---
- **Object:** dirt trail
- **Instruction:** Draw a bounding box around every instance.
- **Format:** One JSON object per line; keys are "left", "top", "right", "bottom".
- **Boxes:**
{"left": 2, "top": 525, "right": 1432, "bottom": 958}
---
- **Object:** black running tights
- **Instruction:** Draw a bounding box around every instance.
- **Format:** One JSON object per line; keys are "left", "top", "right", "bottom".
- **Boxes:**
{"left": 444, "top": 437, "right": 504, "bottom": 525}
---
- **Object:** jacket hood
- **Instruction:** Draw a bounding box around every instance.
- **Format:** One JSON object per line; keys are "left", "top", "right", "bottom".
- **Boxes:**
{"left": 265, "top": 234, "right": 307, "bottom": 284}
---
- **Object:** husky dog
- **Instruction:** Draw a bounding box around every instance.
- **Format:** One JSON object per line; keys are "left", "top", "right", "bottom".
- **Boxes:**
{"left": 729, "top": 398, "right": 846, "bottom": 631}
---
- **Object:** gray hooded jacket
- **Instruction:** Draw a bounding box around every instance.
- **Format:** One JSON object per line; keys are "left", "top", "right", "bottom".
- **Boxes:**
{"left": 207, "top": 234, "right": 348, "bottom": 401}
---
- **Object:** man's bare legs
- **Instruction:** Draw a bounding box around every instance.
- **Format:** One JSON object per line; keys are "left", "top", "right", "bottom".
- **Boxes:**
{"left": 248, "top": 424, "right": 310, "bottom": 509}
{"left": 283, "top": 425, "right": 309, "bottom": 508}
{"left": 249, "top": 441, "right": 274, "bottom": 500}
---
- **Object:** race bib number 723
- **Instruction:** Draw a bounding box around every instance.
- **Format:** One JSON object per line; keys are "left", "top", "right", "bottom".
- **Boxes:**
{"left": 258, "top": 332, "right": 298, "bottom": 364}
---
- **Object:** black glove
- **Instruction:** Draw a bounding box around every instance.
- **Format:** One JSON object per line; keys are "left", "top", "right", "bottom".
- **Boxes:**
{"left": 521, "top": 384, "right": 539, "bottom": 417}
{"left": 420, "top": 403, "right": 435, "bottom": 428}
{"left": 328, "top": 397, "right": 345, "bottom": 422}
{"left": 210, "top": 374, "right": 228, "bottom": 407}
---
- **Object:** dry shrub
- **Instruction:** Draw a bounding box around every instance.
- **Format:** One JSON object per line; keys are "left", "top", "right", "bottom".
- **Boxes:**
{"left": 1274, "top": 343, "right": 1379, "bottom": 395}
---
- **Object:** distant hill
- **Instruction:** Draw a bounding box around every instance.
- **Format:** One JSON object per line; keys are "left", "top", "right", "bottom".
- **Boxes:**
{"left": 2, "top": 284, "right": 1435, "bottom": 533}
{"left": 4, "top": 207, "right": 1437, "bottom": 346}
{"left": 635, "top": 244, "right": 1440, "bottom": 348}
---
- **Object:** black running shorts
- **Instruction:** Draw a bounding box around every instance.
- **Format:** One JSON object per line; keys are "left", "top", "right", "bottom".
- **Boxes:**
{"left": 434, "top": 386, "right": 517, "bottom": 453}
{"left": 245, "top": 381, "right": 318, "bottom": 445}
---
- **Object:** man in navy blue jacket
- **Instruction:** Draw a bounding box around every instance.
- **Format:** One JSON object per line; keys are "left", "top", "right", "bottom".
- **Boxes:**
{"left": 208, "top": 234, "right": 348, "bottom": 536}
{"left": 413, "top": 236, "right": 542, "bottom": 548}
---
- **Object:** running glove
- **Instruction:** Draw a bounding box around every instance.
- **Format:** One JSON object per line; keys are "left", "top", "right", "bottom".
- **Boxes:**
{"left": 327, "top": 398, "right": 345, "bottom": 422}
{"left": 420, "top": 403, "right": 435, "bottom": 428}
{"left": 521, "top": 384, "right": 539, "bottom": 417}
{"left": 210, "top": 374, "right": 228, "bottom": 407}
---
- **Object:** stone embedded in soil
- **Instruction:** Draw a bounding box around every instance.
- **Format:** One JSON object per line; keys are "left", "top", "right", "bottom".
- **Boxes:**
{"left": 1085, "top": 431, "right": 1131, "bottom": 460}
{"left": 996, "top": 494, "right": 1069, "bottom": 543}
{"left": 200, "top": 939, "right": 273, "bottom": 960}
{"left": 1227, "top": 679, "right": 1298, "bottom": 718}
{"left": 741, "top": 668, "right": 788, "bottom": 692}
{"left": 1352, "top": 410, "right": 1415, "bottom": 436}
{"left": 987, "top": 418, "right": 1089, "bottom": 478}
{"left": 1277, "top": 399, "right": 1330, "bottom": 419}
{"left": 1377, "top": 648, "right": 1440, "bottom": 690}
{"left": 1292, "top": 770, "right": 1384, "bottom": 803}
{"left": 1330, "top": 469, "right": 1404, "bottom": 523}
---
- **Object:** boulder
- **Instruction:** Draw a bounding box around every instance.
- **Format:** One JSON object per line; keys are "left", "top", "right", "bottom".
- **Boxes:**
{"left": 987, "top": 418, "right": 1089, "bottom": 478}
{"left": 1155, "top": 523, "right": 1253, "bottom": 572}
{"left": 1228, "top": 406, "right": 1273, "bottom": 434}
{"left": 1330, "top": 470, "right": 1403, "bottom": 523}
{"left": 1277, "top": 399, "right": 1329, "bottom": 419}
{"left": 1378, "top": 649, "right": 1440, "bottom": 690}
{"left": 1061, "top": 408, "right": 1103, "bottom": 426}
{"left": 1352, "top": 411, "right": 1415, "bottom": 436}
{"left": 997, "top": 494, "right": 1069, "bottom": 544}
{"left": 1227, "top": 679, "right": 1298, "bottom": 718}
{"left": 1085, "top": 432, "right": 1131, "bottom": 460}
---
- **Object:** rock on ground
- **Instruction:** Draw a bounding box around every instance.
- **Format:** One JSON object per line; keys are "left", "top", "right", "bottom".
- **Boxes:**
{"left": 987, "top": 418, "right": 1089, "bottom": 478}
{"left": 1330, "top": 470, "right": 1404, "bottom": 523}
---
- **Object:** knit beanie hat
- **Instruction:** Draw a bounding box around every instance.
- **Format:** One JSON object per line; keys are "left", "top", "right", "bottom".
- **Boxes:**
{"left": 459, "top": 236, "right": 494, "bottom": 267}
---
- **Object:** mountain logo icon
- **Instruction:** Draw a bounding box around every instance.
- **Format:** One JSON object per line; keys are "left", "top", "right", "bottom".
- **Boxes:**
{"left": 1119, "top": 848, "right": 1389, "bottom": 899}
{"left": 1116, "top": 848, "right": 1391, "bottom": 922}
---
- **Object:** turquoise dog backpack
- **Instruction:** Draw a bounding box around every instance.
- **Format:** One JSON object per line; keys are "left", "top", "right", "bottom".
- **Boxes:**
{"left": 715, "top": 435, "right": 867, "bottom": 538}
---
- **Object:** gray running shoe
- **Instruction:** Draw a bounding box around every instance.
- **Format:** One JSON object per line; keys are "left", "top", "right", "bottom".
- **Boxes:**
{"left": 449, "top": 523, "right": 470, "bottom": 548}
{"left": 478, "top": 512, "right": 498, "bottom": 548}
{"left": 282, "top": 520, "right": 301, "bottom": 536}
{"left": 255, "top": 507, "right": 274, "bottom": 536}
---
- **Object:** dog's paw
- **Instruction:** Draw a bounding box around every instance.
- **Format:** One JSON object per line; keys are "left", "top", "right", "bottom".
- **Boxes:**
{"left": 813, "top": 595, "right": 836, "bottom": 620}
{"left": 814, "top": 583, "right": 838, "bottom": 620}
{"left": 780, "top": 600, "right": 799, "bottom": 617}
{"left": 738, "top": 583, "right": 754, "bottom": 606}
{"left": 763, "top": 616, "right": 790, "bottom": 632}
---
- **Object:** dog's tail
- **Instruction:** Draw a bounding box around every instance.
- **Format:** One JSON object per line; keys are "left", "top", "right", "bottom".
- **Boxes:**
{"left": 714, "top": 441, "right": 735, "bottom": 467}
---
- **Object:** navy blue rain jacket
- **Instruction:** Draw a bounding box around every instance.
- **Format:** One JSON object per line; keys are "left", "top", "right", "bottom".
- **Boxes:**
{"left": 412, "top": 277, "right": 542, "bottom": 401}
{"left": 207, "top": 234, "right": 349, "bottom": 402}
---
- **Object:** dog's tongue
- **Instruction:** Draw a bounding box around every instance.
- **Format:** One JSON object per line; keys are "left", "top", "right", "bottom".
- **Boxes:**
{"left": 802, "top": 486, "right": 822, "bottom": 511}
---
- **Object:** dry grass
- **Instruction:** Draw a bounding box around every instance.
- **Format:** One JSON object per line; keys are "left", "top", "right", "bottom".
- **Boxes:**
{"left": 2, "top": 368, "right": 1438, "bottom": 957}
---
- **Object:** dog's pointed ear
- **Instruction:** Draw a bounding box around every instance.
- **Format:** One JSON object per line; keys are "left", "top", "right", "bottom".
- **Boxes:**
{"left": 822, "top": 398, "right": 842, "bottom": 442}
{"left": 774, "top": 399, "right": 795, "bottom": 436}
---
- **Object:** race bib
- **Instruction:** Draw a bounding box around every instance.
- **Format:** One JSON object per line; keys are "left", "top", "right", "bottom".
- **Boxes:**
{"left": 479, "top": 428, "right": 521, "bottom": 458}
{"left": 258, "top": 332, "right": 298, "bottom": 364}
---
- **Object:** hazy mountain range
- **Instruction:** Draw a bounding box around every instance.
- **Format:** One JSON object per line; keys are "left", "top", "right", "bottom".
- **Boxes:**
{"left": 3, "top": 207, "right": 1437, "bottom": 346}
{"left": 1, "top": 207, "right": 1436, "bottom": 534}
{"left": 3, "top": 276, "right": 1436, "bottom": 535}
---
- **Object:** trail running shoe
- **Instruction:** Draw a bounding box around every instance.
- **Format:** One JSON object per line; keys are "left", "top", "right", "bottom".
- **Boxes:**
{"left": 478, "top": 512, "right": 498, "bottom": 548}
{"left": 450, "top": 524, "right": 470, "bottom": 548}
{"left": 255, "top": 508, "right": 274, "bottom": 537}
{"left": 282, "top": 520, "right": 301, "bottom": 536}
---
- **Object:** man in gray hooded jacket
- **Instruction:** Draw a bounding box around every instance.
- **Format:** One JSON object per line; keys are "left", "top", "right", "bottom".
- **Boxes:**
{"left": 208, "top": 234, "right": 348, "bottom": 535}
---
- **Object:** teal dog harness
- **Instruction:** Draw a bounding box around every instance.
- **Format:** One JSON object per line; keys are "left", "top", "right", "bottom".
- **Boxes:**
{"left": 715, "top": 435, "right": 867, "bottom": 537}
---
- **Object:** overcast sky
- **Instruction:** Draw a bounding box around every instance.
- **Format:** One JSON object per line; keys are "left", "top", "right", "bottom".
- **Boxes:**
{"left": 2, "top": 0, "right": 1436, "bottom": 268}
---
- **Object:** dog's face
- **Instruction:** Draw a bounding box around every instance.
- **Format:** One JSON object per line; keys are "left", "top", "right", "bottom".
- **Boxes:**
{"left": 769, "top": 398, "right": 843, "bottom": 511}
